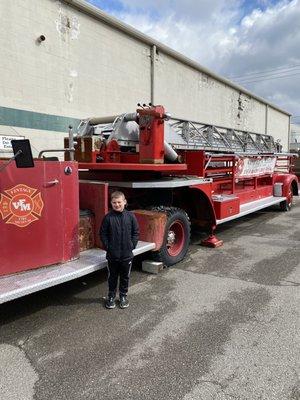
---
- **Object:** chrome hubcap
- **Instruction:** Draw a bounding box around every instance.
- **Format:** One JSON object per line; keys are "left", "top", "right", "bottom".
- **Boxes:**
{"left": 167, "top": 230, "right": 176, "bottom": 247}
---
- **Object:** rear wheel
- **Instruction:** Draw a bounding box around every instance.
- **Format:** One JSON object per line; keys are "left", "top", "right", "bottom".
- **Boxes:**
{"left": 280, "top": 185, "right": 293, "bottom": 211}
{"left": 151, "top": 207, "right": 191, "bottom": 266}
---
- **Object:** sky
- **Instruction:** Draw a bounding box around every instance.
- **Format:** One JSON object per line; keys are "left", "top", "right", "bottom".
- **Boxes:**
{"left": 86, "top": 0, "right": 300, "bottom": 124}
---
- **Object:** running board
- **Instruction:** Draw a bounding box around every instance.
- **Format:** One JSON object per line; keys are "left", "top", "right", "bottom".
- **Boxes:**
{"left": 216, "top": 196, "right": 286, "bottom": 225}
{"left": 0, "top": 241, "right": 155, "bottom": 304}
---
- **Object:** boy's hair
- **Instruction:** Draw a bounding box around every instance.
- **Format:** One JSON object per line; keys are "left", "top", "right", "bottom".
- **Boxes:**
{"left": 111, "top": 191, "right": 125, "bottom": 200}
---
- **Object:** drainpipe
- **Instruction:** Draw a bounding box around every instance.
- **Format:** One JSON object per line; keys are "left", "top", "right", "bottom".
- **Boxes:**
{"left": 288, "top": 115, "right": 291, "bottom": 151}
{"left": 150, "top": 45, "right": 156, "bottom": 105}
{"left": 265, "top": 104, "right": 269, "bottom": 134}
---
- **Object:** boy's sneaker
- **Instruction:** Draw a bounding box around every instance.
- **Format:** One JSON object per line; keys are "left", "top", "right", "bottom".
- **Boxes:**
{"left": 105, "top": 296, "right": 116, "bottom": 309}
{"left": 119, "top": 295, "right": 129, "bottom": 309}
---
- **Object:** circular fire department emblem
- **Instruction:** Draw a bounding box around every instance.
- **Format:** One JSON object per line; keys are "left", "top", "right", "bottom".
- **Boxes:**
{"left": 0, "top": 184, "right": 44, "bottom": 228}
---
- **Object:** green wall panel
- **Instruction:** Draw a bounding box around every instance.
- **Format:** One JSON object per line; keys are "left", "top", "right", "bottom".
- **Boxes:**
{"left": 0, "top": 106, "right": 80, "bottom": 133}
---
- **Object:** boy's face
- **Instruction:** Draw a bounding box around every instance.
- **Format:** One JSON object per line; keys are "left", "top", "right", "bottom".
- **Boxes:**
{"left": 111, "top": 196, "right": 126, "bottom": 212}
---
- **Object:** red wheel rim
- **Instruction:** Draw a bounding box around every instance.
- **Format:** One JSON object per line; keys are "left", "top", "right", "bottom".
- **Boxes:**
{"left": 166, "top": 220, "right": 185, "bottom": 257}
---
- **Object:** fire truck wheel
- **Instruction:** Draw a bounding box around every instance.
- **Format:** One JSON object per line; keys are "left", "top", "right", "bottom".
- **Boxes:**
{"left": 280, "top": 185, "right": 293, "bottom": 211}
{"left": 151, "top": 207, "right": 191, "bottom": 266}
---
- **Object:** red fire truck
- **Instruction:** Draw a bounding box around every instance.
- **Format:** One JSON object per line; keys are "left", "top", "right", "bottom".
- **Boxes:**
{"left": 0, "top": 105, "right": 298, "bottom": 303}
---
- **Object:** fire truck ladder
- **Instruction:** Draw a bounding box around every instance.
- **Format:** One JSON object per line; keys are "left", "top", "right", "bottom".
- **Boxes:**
{"left": 166, "top": 119, "right": 294, "bottom": 195}
{"left": 169, "top": 119, "right": 279, "bottom": 154}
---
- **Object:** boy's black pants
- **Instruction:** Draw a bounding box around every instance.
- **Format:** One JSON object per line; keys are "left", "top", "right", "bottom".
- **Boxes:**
{"left": 107, "top": 259, "right": 132, "bottom": 297}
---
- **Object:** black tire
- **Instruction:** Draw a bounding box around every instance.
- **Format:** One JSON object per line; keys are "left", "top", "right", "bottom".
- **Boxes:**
{"left": 150, "top": 207, "right": 191, "bottom": 266}
{"left": 279, "top": 185, "right": 293, "bottom": 211}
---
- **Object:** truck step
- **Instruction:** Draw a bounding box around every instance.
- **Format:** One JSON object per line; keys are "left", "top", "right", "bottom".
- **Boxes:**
{"left": 216, "top": 196, "right": 286, "bottom": 225}
{"left": 0, "top": 241, "right": 155, "bottom": 304}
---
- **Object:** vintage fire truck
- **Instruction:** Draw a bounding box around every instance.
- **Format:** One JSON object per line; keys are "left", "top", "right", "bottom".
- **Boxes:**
{"left": 0, "top": 104, "right": 298, "bottom": 303}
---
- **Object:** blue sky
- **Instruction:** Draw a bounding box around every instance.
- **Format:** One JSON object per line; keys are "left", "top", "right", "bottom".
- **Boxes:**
{"left": 89, "top": 0, "right": 281, "bottom": 15}
{"left": 86, "top": 0, "right": 300, "bottom": 122}
{"left": 88, "top": 0, "right": 124, "bottom": 13}
{"left": 88, "top": 0, "right": 284, "bottom": 22}
{"left": 241, "top": 0, "right": 280, "bottom": 14}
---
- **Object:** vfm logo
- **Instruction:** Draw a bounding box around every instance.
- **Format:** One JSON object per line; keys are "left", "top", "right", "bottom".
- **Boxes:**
{"left": 0, "top": 184, "right": 44, "bottom": 227}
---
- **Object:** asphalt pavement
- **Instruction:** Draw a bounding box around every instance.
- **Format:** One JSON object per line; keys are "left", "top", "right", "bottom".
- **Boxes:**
{"left": 0, "top": 198, "right": 299, "bottom": 400}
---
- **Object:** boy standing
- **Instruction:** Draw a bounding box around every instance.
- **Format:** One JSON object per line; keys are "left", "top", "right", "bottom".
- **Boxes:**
{"left": 100, "top": 191, "right": 139, "bottom": 309}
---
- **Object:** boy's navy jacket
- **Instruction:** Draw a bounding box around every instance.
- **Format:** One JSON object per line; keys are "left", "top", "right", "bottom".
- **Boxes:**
{"left": 100, "top": 209, "right": 139, "bottom": 261}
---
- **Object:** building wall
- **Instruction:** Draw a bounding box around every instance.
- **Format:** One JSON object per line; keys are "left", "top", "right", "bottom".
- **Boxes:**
{"left": 0, "top": 0, "right": 290, "bottom": 158}
{"left": 0, "top": 0, "right": 151, "bottom": 117}
{"left": 290, "top": 123, "right": 300, "bottom": 151}
{"left": 266, "top": 107, "right": 290, "bottom": 150}
{"left": 0, "top": 125, "right": 65, "bottom": 158}
{"left": 155, "top": 52, "right": 268, "bottom": 135}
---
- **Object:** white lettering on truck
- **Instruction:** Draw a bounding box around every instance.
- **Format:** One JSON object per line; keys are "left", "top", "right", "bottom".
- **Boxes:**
{"left": 12, "top": 199, "right": 31, "bottom": 211}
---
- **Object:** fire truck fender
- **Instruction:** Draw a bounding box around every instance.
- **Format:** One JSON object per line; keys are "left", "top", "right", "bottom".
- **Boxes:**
{"left": 273, "top": 174, "right": 298, "bottom": 211}
{"left": 184, "top": 186, "right": 217, "bottom": 229}
{"left": 273, "top": 174, "right": 299, "bottom": 197}
{"left": 148, "top": 207, "right": 191, "bottom": 266}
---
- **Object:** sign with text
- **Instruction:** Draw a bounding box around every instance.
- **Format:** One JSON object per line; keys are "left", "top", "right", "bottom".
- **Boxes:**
{"left": 0, "top": 135, "right": 25, "bottom": 150}
{"left": 236, "top": 156, "right": 277, "bottom": 178}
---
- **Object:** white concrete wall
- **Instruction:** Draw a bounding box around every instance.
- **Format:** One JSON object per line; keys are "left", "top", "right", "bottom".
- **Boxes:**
{"left": 0, "top": 126, "right": 66, "bottom": 159}
{"left": 0, "top": 0, "right": 290, "bottom": 153}
{"left": 291, "top": 123, "right": 300, "bottom": 140}
{"left": 267, "top": 107, "right": 290, "bottom": 150}
{"left": 0, "top": 0, "right": 151, "bottom": 118}
{"left": 155, "top": 52, "right": 268, "bottom": 134}
{"left": 290, "top": 123, "right": 300, "bottom": 151}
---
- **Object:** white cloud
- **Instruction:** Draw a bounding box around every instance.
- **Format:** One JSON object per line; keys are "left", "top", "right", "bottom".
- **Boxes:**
{"left": 115, "top": 0, "right": 242, "bottom": 65}
{"left": 217, "top": 0, "right": 300, "bottom": 114}
{"left": 91, "top": 0, "right": 300, "bottom": 116}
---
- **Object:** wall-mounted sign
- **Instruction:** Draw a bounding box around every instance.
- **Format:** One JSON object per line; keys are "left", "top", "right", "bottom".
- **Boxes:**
{"left": 0, "top": 135, "right": 25, "bottom": 150}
